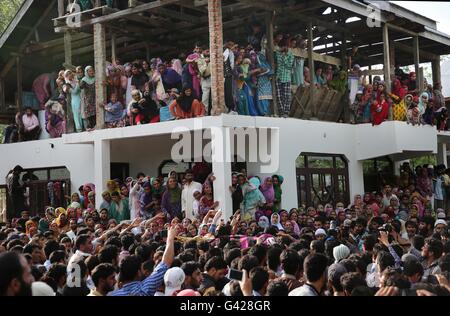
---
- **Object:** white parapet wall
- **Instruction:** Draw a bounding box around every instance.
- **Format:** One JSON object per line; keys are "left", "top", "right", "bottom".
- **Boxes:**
{"left": 0, "top": 115, "right": 444, "bottom": 212}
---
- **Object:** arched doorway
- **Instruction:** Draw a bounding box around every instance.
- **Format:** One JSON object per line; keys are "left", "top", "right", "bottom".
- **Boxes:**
{"left": 296, "top": 154, "right": 350, "bottom": 208}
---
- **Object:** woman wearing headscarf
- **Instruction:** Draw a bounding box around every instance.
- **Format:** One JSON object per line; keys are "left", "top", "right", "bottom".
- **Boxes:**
{"left": 161, "top": 177, "right": 182, "bottom": 220}
{"left": 107, "top": 65, "right": 125, "bottom": 104}
{"left": 407, "top": 72, "right": 417, "bottom": 93}
{"left": 272, "top": 175, "right": 283, "bottom": 212}
{"left": 139, "top": 181, "right": 153, "bottom": 219}
{"left": 260, "top": 177, "right": 275, "bottom": 211}
{"left": 242, "top": 177, "right": 266, "bottom": 221}
{"left": 79, "top": 66, "right": 96, "bottom": 130}
{"left": 392, "top": 78, "right": 407, "bottom": 99}
{"left": 65, "top": 69, "right": 83, "bottom": 132}
{"left": 106, "top": 180, "right": 120, "bottom": 195}
{"left": 182, "top": 54, "right": 201, "bottom": 100}
{"left": 25, "top": 220, "right": 38, "bottom": 238}
{"left": 416, "top": 168, "right": 433, "bottom": 204}
{"left": 371, "top": 93, "right": 389, "bottom": 126}
{"left": 270, "top": 213, "right": 284, "bottom": 231}
{"left": 171, "top": 59, "right": 183, "bottom": 76}
{"left": 418, "top": 92, "right": 429, "bottom": 121}
{"left": 109, "top": 191, "right": 130, "bottom": 223}
{"left": 199, "top": 182, "right": 218, "bottom": 219}
{"left": 255, "top": 52, "right": 273, "bottom": 116}
{"left": 328, "top": 71, "right": 348, "bottom": 95}
{"left": 44, "top": 96, "right": 66, "bottom": 138}
{"left": 150, "top": 178, "right": 164, "bottom": 198}
{"left": 55, "top": 209, "right": 69, "bottom": 233}
{"left": 82, "top": 183, "right": 95, "bottom": 209}
{"left": 38, "top": 207, "right": 55, "bottom": 233}
{"left": 169, "top": 86, "right": 205, "bottom": 119}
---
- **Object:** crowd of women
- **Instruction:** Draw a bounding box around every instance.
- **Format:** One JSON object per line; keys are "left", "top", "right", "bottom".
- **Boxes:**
{"left": 3, "top": 21, "right": 446, "bottom": 144}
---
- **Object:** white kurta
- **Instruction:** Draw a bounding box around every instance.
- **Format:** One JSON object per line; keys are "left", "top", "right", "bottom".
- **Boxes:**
{"left": 182, "top": 181, "right": 203, "bottom": 220}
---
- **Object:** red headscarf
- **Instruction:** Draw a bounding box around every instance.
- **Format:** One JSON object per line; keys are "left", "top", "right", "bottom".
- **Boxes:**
{"left": 393, "top": 79, "right": 406, "bottom": 99}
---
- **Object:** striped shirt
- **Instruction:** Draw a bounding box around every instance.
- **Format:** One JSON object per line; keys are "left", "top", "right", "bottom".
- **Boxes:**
{"left": 109, "top": 262, "right": 169, "bottom": 296}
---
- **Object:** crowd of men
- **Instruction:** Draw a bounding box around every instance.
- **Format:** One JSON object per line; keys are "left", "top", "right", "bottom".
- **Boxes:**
{"left": 1, "top": 160, "right": 450, "bottom": 296}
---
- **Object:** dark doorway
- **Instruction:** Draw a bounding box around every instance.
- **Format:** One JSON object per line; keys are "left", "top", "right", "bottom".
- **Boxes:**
{"left": 363, "top": 157, "right": 395, "bottom": 193}
{"left": 111, "top": 163, "right": 130, "bottom": 182}
{"left": 296, "top": 154, "right": 350, "bottom": 208}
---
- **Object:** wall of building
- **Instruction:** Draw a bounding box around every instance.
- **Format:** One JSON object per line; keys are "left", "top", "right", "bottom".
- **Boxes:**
{"left": 0, "top": 116, "right": 443, "bottom": 213}
{"left": 0, "top": 138, "right": 94, "bottom": 192}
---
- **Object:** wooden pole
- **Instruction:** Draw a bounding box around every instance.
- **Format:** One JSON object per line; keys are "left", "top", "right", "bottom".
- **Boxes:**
{"left": 308, "top": 21, "right": 316, "bottom": 119}
{"left": 58, "top": 0, "right": 65, "bottom": 17}
{"left": 265, "top": 12, "right": 278, "bottom": 116}
{"left": 413, "top": 36, "right": 420, "bottom": 88}
{"left": 16, "top": 56, "right": 23, "bottom": 112}
{"left": 432, "top": 58, "right": 441, "bottom": 84}
{"left": 64, "top": 32, "right": 73, "bottom": 67}
{"left": 208, "top": 0, "right": 226, "bottom": 115}
{"left": 94, "top": 23, "right": 106, "bottom": 129}
{"left": 111, "top": 32, "right": 117, "bottom": 63}
{"left": 382, "top": 23, "right": 392, "bottom": 120}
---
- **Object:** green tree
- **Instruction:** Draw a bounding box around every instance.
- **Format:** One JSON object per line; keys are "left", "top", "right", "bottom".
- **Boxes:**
{"left": 0, "top": 0, "right": 24, "bottom": 35}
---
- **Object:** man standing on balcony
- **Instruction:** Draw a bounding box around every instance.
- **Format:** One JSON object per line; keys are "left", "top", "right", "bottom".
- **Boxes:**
{"left": 275, "top": 39, "right": 294, "bottom": 118}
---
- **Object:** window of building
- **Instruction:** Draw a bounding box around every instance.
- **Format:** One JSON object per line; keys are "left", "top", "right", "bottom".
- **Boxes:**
{"left": 296, "top": 154, "right": 350, "bottom": 208}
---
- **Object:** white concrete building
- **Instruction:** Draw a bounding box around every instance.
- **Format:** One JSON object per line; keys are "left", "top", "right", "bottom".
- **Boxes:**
{"left": 1, "top": 115, "right": 449, "bottom": 220}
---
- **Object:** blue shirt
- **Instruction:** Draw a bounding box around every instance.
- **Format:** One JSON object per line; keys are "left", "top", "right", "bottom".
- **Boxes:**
{"left": 110, "top": 262, "right": 168, "bottom": 296}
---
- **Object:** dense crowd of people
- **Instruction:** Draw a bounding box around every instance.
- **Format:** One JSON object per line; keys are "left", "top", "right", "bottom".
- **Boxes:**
{"left": 1, "top": 160, "right": 450, "bottom": 296}
{"left": 2, "top": 17, "right": 447, "bottom": 144}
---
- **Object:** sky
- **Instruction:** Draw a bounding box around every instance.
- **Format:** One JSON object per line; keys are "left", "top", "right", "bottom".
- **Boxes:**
{"left": 391, "top": 1, "right": 450, "bottom": 35}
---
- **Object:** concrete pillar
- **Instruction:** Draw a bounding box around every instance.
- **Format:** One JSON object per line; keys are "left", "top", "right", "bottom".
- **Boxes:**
{"left": 348, "top": 158, "right": 365, "bottom": 199}
{"left": 94, "top": 23, "right": 106, "bottom": 129}
{"left": 438, "top": 142, "right": 448, "bottom": 167}
{"left": 208, "top": 0, "right": 227, "bottom": 115}
{"left": 210, "top": 127, "right": 233, "bottom": 221}
{"left": 94, "top": 139, "right": 111, "bottom": 208}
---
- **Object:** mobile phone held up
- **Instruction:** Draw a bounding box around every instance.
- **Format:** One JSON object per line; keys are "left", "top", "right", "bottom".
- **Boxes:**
{"left": 228, "top": 269, "right": 243, "bottom": 281}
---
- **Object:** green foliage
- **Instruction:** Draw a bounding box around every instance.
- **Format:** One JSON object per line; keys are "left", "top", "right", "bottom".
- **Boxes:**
{"left": 410, "top": 155, "right": 437, "bottom": 169}
{"left": 0, "top": 0, "right": 24, "bottom": 35}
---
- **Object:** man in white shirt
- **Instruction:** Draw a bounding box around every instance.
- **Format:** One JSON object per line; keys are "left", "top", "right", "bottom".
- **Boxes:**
{"left": 67, "top": 234, "right": 93, "bottom": 282}
{"left": 181, "top": 170, "right": 203, "bottom": 220}
{"left": 20, "top": 107, "right": 41, "bottom": 141}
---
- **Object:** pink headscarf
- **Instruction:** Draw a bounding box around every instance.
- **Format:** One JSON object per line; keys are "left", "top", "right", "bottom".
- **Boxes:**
{"left": 260, "top": 177, "right": 275, "bottom": 203}
{"left": 171, "top": 59, "right": 183, "bottom": 76}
